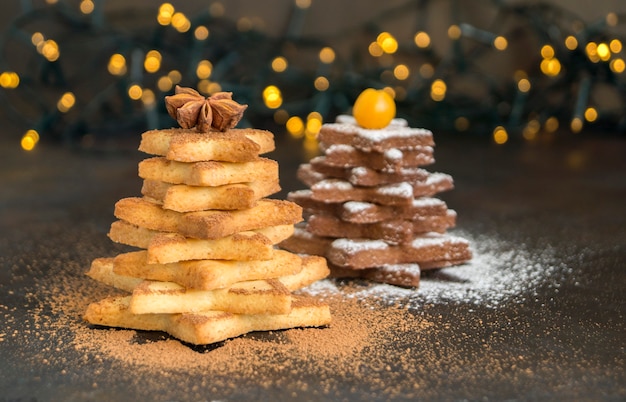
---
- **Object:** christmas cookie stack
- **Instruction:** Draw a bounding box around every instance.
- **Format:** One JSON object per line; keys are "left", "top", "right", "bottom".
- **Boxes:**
{"left": 280, "top": 89, "right": 471, "bottom": 287}
{"left": 84, "top": 86, "right": 331, "bottom": 345}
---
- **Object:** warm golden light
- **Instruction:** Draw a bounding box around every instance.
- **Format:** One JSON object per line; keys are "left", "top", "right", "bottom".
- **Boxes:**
{"left": 141, "top": 88, "right": 156, "bottom": 106}
{"left": 157, "top": 3, "right": 175, "bottom": 25}
{"left": 57, "top": 92, "right": 76, "bottom": 113}
{"left": 430, "top": 79, "right": 446, "bottom": 101}
{"left": 610, "top": 58, "right": 625, "bottom": 73}
{"left": 493, "top": 126, "right": 508, "bottom": 144}
{"left": 541, "top": 45, "right": 555, "bottom": 59}
{"left": 144, "top": 50, "right": 162, "bottom": 73}
{"left": 128, "top": 84, "right": 143, "bottom": 100}
{"left": 157, "top": 76, "right": 173, "bottom": 92}
{"left": 368, "top": 42, "right": 384, "bottom": 57}
{"left": 565, "top": 35, "right": 578, "bottom": 50}
{"left": 523, "top": 119, "right": 540, "bottom": 141}
{"left": 319, "top": 47, "right": 336, "bottom": 64}
{"left": 108, "top": 53, "right": 127, "bottom": 76}
{"left": 306, "top": 114, "right": 323, "bottom": 138}
{"left": 584, "top": 107, "right": 598, "bottom": 122}
{"left": 571, "top": 117, "right": 583, "bottom": 133}
{"left": 31, "top": 32, "right": 44, "bottom": 46}
{"left": 517, "top": 78, "right": 531, "bottom": 92}
{"left": 540, "top": 57, "right": 561, "bottom": 76}
{"left": 196, "top": 60, "right": 213, "bottom": 79}
{"left": 586, "top": 42, "right": 600, "bottom": 63}
{"left": 194, "top": 26, "right": 210, "bottom": 41}
{"left": 314, "top": 76, "right": 330, "bottom": 91}
{"left": 286, "top": 116, "right": 304, "bottom": 137}
{"left": 414, "top": 31, "right": 431, "bottom": 48}
{"left": 609, "top": 39, "right": 622, "bottom": 54}
{"left": 263, "top": 85, "right": 282, "bottom": 109}
{"left": 377, "top": 32, "right": 398, "bottom": 54}
{"left": 545, "top": 116, "right": 559, "bottom": 132}
{"left": 21, "top": 129, "right": 40, "bottom": 151}
{"left": 596, "top": 43, "right": 611, "bottom": 61}
{"left": 448, "top": 25, "right": 462, "bottom": 40}
{"left": 168, "top": 70, "right": 182, "bottom": 84}
{"left": 171, "top": 12, "right": 190, "bottom": 32}
{"left": 40, "top": 40, "right": 60, "bottom": 62}
{"left": 606, "top": 12, "right": 618, "bottom": 27}
{"left": 393, "top": 64, "right": 410, "bottom": 80}
{"left": 0, "top": 72, "right": 20, "bottom": 88}
{"left": 271, "top": 56, "right": 288, "bottom": 72}
{"left": 79, "top": 0, "right": 94, "bottom": 14}
{"left": 493, "top": 36, "right": 508, "bottom": 51}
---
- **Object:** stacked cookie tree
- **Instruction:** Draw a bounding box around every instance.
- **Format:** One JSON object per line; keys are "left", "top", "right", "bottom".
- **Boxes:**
{"left": 280, "top": 89, "right": 471, "bottom": 287}
{"left": 84, "top": 86, "right": 331, "bottom": 345}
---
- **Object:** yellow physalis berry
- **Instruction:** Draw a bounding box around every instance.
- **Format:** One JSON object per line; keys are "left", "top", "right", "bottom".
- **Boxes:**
{"left": 353, "top": 88, "right": 396, "bottom": 129}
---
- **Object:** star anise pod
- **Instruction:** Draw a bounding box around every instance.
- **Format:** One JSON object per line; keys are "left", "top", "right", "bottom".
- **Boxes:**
{"left": 164, "top": 86, "right": 248, "bottom": 132}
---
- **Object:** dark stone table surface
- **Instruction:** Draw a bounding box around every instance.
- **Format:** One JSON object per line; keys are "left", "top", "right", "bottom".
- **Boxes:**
{"left": 1, "top": 129, "right": 624, "bottom": 401}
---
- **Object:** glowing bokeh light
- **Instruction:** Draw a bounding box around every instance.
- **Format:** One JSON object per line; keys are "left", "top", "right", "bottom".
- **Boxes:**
{"left": 414, "top": 31, "right": 431, "bottom": 48}
{"left": 430, "top": 79, "right": 447, "bottom": 101}
{"left": 493, "top": 36, "right": 508, "bottom": 51}
{"left": 314, "top": 76, "right": 330, "bottom": 91}
{"left": 196, "top": 60, "right": 213, "bottom": 79}
{"left": 263, "top": 85, "right": 282, "bottom": 109}
{"left": 493, "top": 126, "right": 508, "bottom": 144}
{"left": 584, "top": 107, "right": 598, "bottom": 122}
{"left": 108, "top": 53, "right": 127, "bottom": 76}
{"left": 448, "top": 25, "right": 462, "bottom": 40}
{"left": 57, "top": 92, "right": 76, "bottom": 113}
{"left": 286, "top": 116, "right": 304, "bottom": 137}
{"left": 128, "top": 84, "right": 143, "bottom": 100}
{"left": 393, "top": 64, "right": 410, "bottom": 80}
{"left": 271, "top": 56, "right": 288, "bottom": 72}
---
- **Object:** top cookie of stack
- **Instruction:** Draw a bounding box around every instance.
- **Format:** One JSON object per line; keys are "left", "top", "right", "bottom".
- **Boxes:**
{"left": 280, "top": 89, "right": 472, "bottom": 288}
{"left": 83, "top": 87, "right": 331, "bottom": 345}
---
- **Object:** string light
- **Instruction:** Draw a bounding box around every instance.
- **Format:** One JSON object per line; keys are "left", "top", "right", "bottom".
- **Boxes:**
{"left": 414, "top": 31, "right": 431, "bottom": 48}
{"left": 57, "top": 92, "right": 76, "bottom": 113}
{"left": 419, "top": 63, "right": 434, "bottom": 78}
{"left": 544, "top": 116, "right": 559, "bottom": 133}
{"left": 194, "top": 26, "right": 209, "bottom": 41}
{"left": 430, "top": 79, "right": 447, "bottom": 101}
{"left": 196, "top": 60, "right": 212, "bottom": 79}
{"left": 286, "top": 116, "right": 304, "bottom": 137}
{"left": 493, "top": 36, "right": 508, "bottom": 51}
{"left": 584, "top": 107, "right": 598, "bottom": 122}
{"left": 21, "top": 129, "right": 40, "bottom": 151}
{"left": 157, "top": 76, "right": 173, "bottom": 92}
{"left": 377, "top": 32, "right": 398, "bottom": 54}
{"left": 263, "top": 85, "right": 282, "bottom": 109}
{"left": 609, "top": 39, "right": 622, "bottom": 54}
{"left": 128, "top": 84, "right": 143, "bottom": 100}
{"left": 610, "top": 58, "right": 625, "bottom": 73}
{"left": 393, "top": 64, "right": 410, "bottom": 80}
{"left": 168, "top": 70, "right": 182, "bottom": 84}
{"left": 171, "top": 12, "right": 190, "bottom": 33}
{"left": 319, "top": 47, "right": 335, "bottom": 64}
{"left": 448, "top": 25, "right": 462, "bottom": 40}
{"left": 565, "top": 36, "right": 578, "bottom": 50}
{"left": 271, "top": 57, "right": 288, "bottom": 72}
{"left": 493, "top": 125, "right": 508, "bottom": 144}
{"left": 79, "top": 0, "right": 94, "bottom": 15}
{"left": 144, "top": 50, "right": 162, "bottom": 73}
{"left": 0, "top": 71, "right": 20, "bottom": 88}
{"left": 108, "top": 54, "right": 127, "bottom": 76}
{"left": 314, "top": 76, "right": 330, "bottom": 91}
{"left": 523, "top": 119, "right": 540, "bottom": 141}
{"left": 157, "top": 3, "right": 175, "bottom": 26}
{"left": 571, "top": 117, "right": 583, "bottom": 133}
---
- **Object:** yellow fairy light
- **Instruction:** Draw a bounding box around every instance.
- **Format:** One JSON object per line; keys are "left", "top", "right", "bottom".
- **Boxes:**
{"left": 319, "top": 47, "right": 336, "bottom": 64}
{"left": 493, "top": 36, "right": 508, "bottom": 51}
{"left": 517, "top": 78, "right": 531, "bottom": 92}
{"left": 168, "top": 70, "right": 182, "bottom": 84}
{"left": 194, "top": 26, "right": 209, "bottom": 41}
{"left": 157, "top": 76, "right": 173, "bottom": 92}
{"left": 40, "top": 39, "right": 60, "bottom": 62}
{"left": 448, "top": 25, "right": 462, "bottom": 40}
{"left": 128, "top": 84, "right": 143, "bottom": 100}
{"left": 144, "top": 50, "right": 162, "bottom": 73}
{"left": 610, "top": 39, "right": 622, "bottom": 54}
{"left": 314, "top": 76, "right": 330, "bottom": 91}
{"left": 141, "top": 88, "right": 156, "bottom": 106}
{"left": 565, "top": 36, "right": 578, "bottom": 50}
{"left": 271, "top": 56, "right": 288, "bottom": 72}
{"left": 393, "top": 64, "right": 410, "bottom": 80}
{"left": 286, "top": 116, "right": 304, "bottom": 138}
{"left": 493, "top": 126, "right": 508, "bottom": 144}
{"left": 157, "top": 3, "right": 174, "bottom": 25}
{"left": 57, "top": 92, "right": 76, "bottom": 113}
{"left": 205, "top": 81, "right": 222, "bottom": 94}
{"left": 430, "top": 79, "right": 446, "bottom": 101}
{"left": 584, "top": 107, "right": 598, "bottom": 122}
{"left": 597, "top": 43, "right": 611, "bottom": 61}
{"left": 541, "top": 45, "right": 555, "bottom": 59}
{"left": 586, "top": 42, "right": 600, "bottom": 63}
{"left": 196, "top": 60, "right": 213, "bottom": 79}
{"left": 368, "top": 41, "right": 384, "bottom": 57}
{"left": 377, "top": 32, "right": 398, "bottom": 54}
{"left": 21, "top": 130, "right": 40, "bottom": 151}
{"left": 31, "top": 32, "right": 44, "bottom": 46}
{"left": 610, "top": 58, "right": 625, "bottom": 73}
{"left": 0, "top": 72, "right": 20, "bottom": 88}
{"left": 305, "top": 116, "right": 322, "bottom": 139}
{"left": 540, "top": 57, "right": 561, "bottom": 76}
{"left": 171, "top": 12, "right": 190, "bottom": 33}
{"left": 108, "top": 53, "right": 127, "bottom": 76}
{"left": 571, "top": 117, "right": 583, "bottom": 133}
{"left": 79, "top": 0, "right": 94, "bottom": 14}
{"left": 545, "top": 116, "right": 559, "bottom": 132}
{"left": 414, "top": 31, "right": 431, "bottom": 48}
{"left": 419, "top": 63, "right": 434, "bottom": 78}
{"left": 454, "top": 116, "right": 469, "bottom": 131}
{"left": 263, "top": 85, "right": 282, "bottom": 109}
